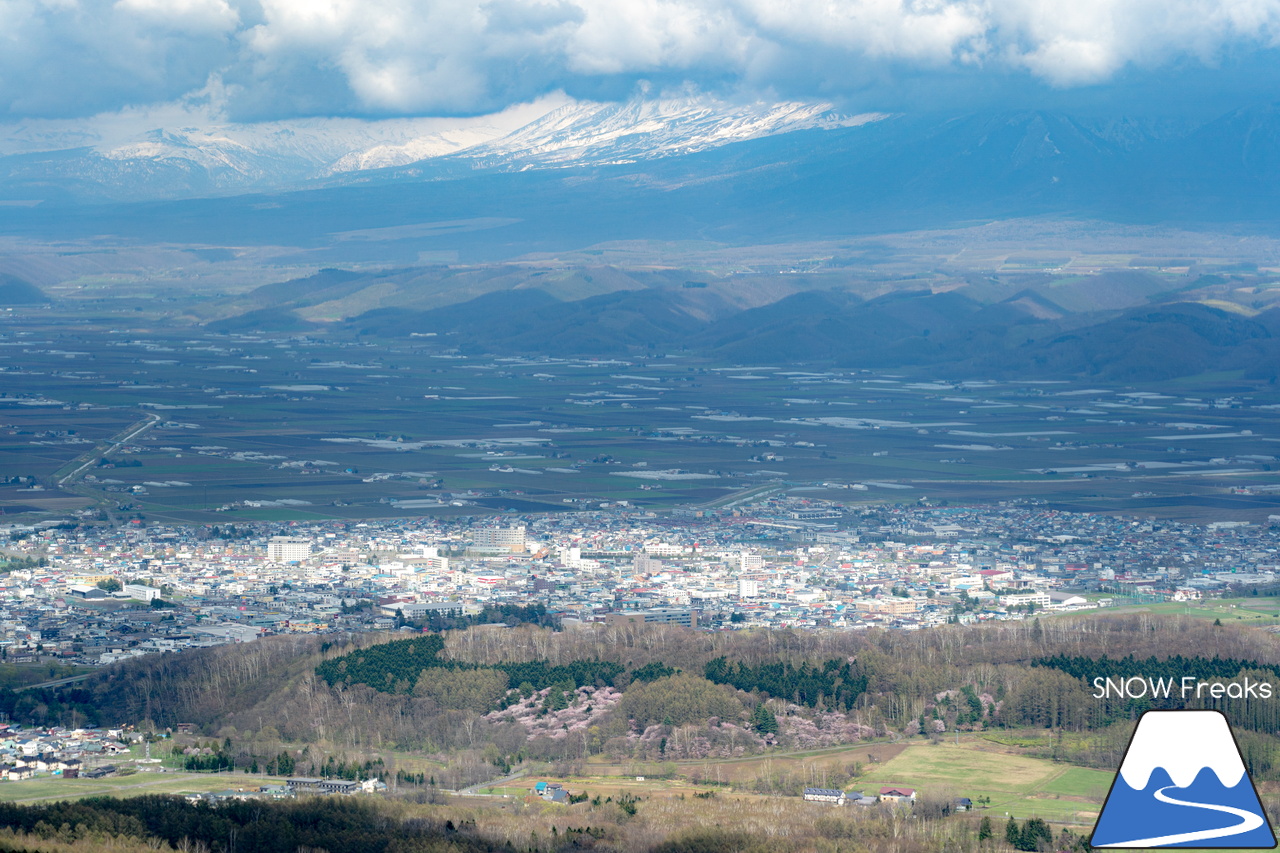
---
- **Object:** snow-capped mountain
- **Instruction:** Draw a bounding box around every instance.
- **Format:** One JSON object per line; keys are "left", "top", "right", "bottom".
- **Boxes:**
{"left": 456, "top": 98, "right": 883, "bottom": 168}
{"left": 0, "top": 94, "right": 886, "bottom": 201}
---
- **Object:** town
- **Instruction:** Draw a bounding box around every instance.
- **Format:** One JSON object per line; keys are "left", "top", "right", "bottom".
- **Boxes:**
{"left": 1, "top": 494, "right": 1277, "bottom": 667}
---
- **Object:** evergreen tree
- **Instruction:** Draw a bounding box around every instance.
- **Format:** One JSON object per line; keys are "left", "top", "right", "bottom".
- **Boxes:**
{"left": 978, "top": 816, "right": 992, "bottom": 842}
{"left": 1006, "top": 816, "right": 1020, "bottom": 847}
{"left": 751, "top": 702, "right": 778, "bottom": 734}
{"left": 1018, "top": 817, "right": 1053, "bottom": 851}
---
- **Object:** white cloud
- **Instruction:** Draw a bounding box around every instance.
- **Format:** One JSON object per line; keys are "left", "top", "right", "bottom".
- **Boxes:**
{"left": 990, "top": 0, "right": 1280, "bottom": 84}
{"left": 114, "top": 0, "right": 239, "bottom": 33}
{"left": 0, "top": 0, "right": 239, "bottom": 117}
{"left": 2, "top": 0, "right": 1280, "bottom": 119}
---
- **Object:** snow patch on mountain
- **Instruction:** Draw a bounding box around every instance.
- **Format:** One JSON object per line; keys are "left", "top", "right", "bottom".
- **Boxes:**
{"left": 326, "top": 129, "right": 502, "bottom": 172}
{"left": 0, "top": 93, "right": 887, "bottom": 199}
{"left": 461, "top": 97, "right": 886, "bottom": 168}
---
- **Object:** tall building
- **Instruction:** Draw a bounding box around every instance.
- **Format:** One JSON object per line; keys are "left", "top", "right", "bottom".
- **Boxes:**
{"left": 471, "top": 526, "right": 527, "bottom": 554}
{"left": 267, "top": 537, "right": 311, "bottom": 563}
{"left": 420, "top": 555, "right": 450, "bottom": 572}
{"left": 737, "top": 578, "right": 759, "bottom": 598}
{"left": 605, "top": 608, "right": 697, "bottom": 628}
{"left": 634, "top": 552, "right": 661, "bottom": 573}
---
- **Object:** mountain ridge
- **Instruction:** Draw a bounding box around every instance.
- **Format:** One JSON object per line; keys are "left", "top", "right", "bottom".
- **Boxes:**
{"left": 0, "top": 94, "right": 878, "bottom": 202}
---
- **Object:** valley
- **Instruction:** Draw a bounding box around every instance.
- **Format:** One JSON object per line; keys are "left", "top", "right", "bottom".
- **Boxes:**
{"left": 5, "top": 5, "right": 1280, "bottom": 852}
{"left": 3, "top": 239, "right": 1280, "bottom": 526}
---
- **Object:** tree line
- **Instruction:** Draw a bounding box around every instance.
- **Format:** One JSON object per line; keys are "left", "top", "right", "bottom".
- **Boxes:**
{"left": 1035, "top": 652, "right": 1280, "bottom": 684}
{"left": 0, "top": 795, "right": 506, "bottom": 853}
{"left": 703, "top": 656, "right": 868, "bottom": 711}
{"left": 412, "top": 602, "right": 560, "bottom": 632}
{"left": 316, "top": 634, "right": 624, "bottom": 698}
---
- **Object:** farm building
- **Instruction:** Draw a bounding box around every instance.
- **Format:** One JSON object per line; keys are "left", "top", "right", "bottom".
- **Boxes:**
{"left": 535, "top": 781, "right": 570, "bottom": 803}
{"left": 803, "top": 788, "right": 847, "bottom": 805}
{"left": 286, "top": 777, "right": 359, "bottom": 795}
{"left": 878, "top": 786, "right": 916, "bottom": 803}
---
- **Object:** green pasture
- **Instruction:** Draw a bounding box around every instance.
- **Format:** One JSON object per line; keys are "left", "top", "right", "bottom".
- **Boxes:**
{"left": 475, "top": 785, "right": 525, "bottom": 796}
{"left": 0, "top": 663, "right": 92, "bottom": 690}
{"left": 1104, "top": 597, "right": 1280, "bottom": 623}
{"left": 0, "top": 771, "right": 288, "bottom": 803}
{"left": 853, "top": 741, "right": 1112, "bottom": 825}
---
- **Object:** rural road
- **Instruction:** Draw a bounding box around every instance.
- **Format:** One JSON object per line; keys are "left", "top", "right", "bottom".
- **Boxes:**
{"left": 457, "top": 769, "right": 527, "bottom": 796}
{"left": 57, "top": 412, "right": 161, "bottom": 487}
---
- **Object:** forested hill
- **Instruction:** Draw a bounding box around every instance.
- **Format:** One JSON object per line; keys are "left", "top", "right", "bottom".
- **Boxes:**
{"left": 0, "top": 795, "right": 504, "bottom": 853}
{"left": 13, "top": 614, "right": 1280, "bottom": 781}
{"left": 336, "top": 277, "right": 1280, "bottom": 382}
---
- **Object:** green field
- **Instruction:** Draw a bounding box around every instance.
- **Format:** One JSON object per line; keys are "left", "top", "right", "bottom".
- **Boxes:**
{"left": 1105, "top": 597, "right": 1280, "bottom": 623}
{"left": 474, "top": 785, "right": 526, "bottom": 796}
{"left": 854, "top": 741, "right": 1113, "bottom": 825}
{"left": 521, "top": 736, "right": 1114, "bottom": 827}
{"left": 0, "top": 771, "right": 287, "bottom": 804}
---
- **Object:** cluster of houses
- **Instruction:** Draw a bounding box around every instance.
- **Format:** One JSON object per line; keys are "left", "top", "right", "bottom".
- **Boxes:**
{"left": 803, "top": 785, "right": 917, "bottom": 807}
{"left": 534, "top": 781, "right": 570, "bottom": 803}
{"left": 801, "top": 785, "right": 970, "bottom": 810}
{"left": 0, "top": 724, "right": 132, "bottom": 782}
{"left": 186, "top": 777, "right": 387, "bottom": 804}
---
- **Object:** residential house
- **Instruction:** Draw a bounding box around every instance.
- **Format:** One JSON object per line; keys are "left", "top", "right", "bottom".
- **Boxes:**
{"left": 803, "top": 788, "right": 847, "bottom": 805}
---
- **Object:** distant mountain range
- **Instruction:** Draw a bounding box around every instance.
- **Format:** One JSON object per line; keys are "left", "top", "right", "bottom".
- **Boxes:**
{"left": 4, "top": 92, "right": 1279, "bottom": 228}
{"left": 4, "top": 100, "right": 1280, "bottom": 257}
{"left": 0, "top": 94, "right": 880, "bottom": 201}
{"left": 351, "top": 286, "right": 1280, "bottom": 382}
{"left": 183, "top": 263, "right": 1280, "bottom": 383}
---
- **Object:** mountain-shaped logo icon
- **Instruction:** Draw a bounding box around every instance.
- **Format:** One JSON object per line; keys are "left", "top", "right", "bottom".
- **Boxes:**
{"left": 1092, "top": 710, "right": 1276, "bottom": 848}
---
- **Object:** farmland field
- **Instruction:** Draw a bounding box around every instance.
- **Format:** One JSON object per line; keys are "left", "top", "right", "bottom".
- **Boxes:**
{"left": 0, "top": 771, "right": 289, "bottom": 803}
{"left": 3, "top": 297, "right": 1280, "bottom": 525}
{"left": 854, "top": 741, "right": 1112, "bottom": 824}
{"left": 487, "top": 737, "right": 1112, "bottom": 827}
{"left": 1101, "top": 596, "right": 1280, "bottom": 623}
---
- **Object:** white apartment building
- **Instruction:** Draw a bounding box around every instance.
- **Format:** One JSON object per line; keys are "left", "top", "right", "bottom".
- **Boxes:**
{"left": 123, "top": 583, "right": 160, "bottom": 601}
{"left": 999, "top": 591, "right": 1051, "bottom": 609}
{"left": 471, "top": 526, "right": 527, "bottom": 553}
{"left": 267, "top": 537, "right": 311, "bottom": 563}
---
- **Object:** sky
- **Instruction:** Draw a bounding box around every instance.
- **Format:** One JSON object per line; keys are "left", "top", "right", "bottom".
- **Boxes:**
{"left": 2, "top": 0, "right": 1280, "bottom": 124}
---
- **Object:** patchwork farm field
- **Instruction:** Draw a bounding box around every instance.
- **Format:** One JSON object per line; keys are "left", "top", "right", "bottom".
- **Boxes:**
{"left": 4, "top": 303, "right": 1280, "bottom": 524}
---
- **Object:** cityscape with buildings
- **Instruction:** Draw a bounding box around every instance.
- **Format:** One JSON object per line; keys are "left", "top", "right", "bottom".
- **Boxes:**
{"left": 2, "top": 495, "right": 1277, "bottom": 668}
